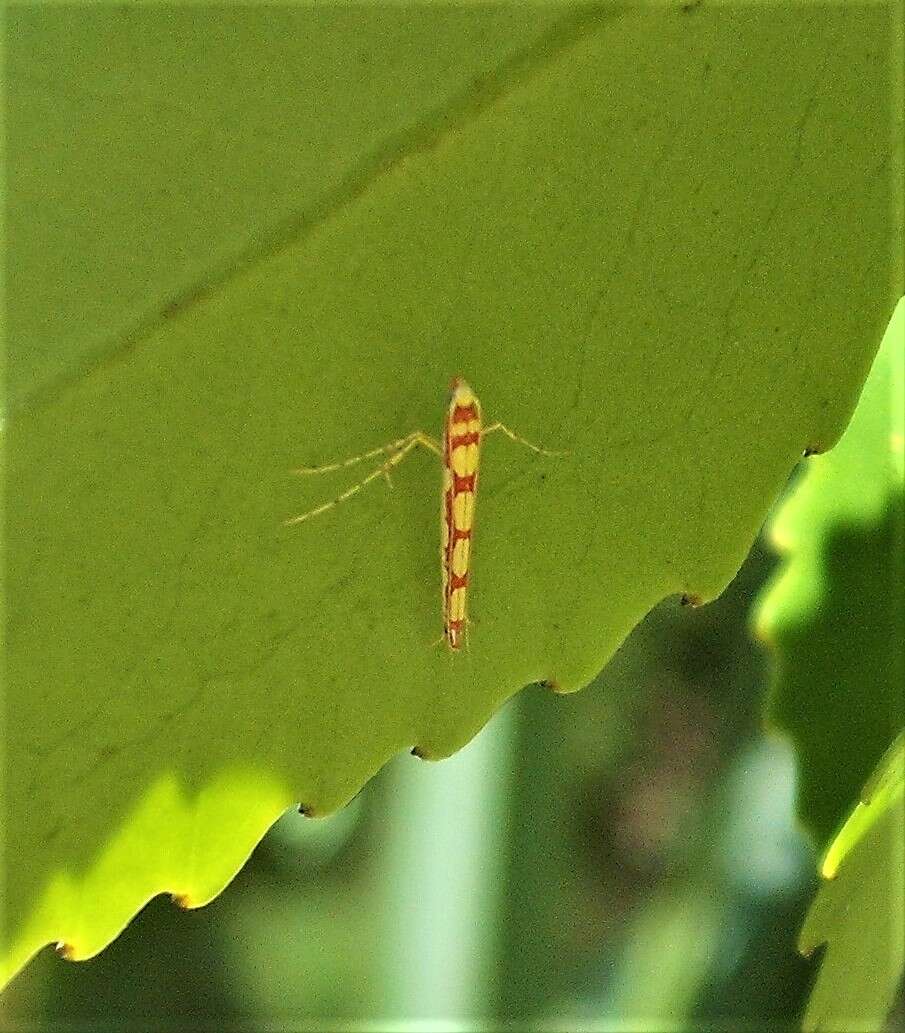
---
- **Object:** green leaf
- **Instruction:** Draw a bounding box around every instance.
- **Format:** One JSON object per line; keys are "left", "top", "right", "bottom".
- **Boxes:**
{"left": 799, "top": 734, "right": 905, "bottom": 1032}
{"left": 755, "top": 298, "right": 905, "bottom": 850}
{"left": 4, "top": 5, "right": 900, "bottom": 986}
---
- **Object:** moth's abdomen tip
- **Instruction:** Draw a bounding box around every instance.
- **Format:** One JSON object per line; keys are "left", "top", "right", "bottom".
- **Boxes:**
{"left": 446, "top": 621, "right": 465, "bottom": 649}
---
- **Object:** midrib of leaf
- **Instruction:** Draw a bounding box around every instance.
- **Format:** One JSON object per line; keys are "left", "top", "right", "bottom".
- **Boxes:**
{"left": 14, "top": 4, "right": 621, "bottom": 422}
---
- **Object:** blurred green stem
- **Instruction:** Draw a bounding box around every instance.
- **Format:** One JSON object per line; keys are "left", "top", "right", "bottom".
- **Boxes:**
{"left": 377, "top": 707, "right": 514, "bottom": 1028}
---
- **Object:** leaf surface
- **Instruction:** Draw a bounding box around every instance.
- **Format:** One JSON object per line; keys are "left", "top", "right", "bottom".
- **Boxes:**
{"left": 4, "top": 4, "right": 900, "bottom": 985}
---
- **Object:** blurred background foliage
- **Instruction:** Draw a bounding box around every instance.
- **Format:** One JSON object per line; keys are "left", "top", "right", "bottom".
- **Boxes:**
{"left": 760, "top": 299, "right": 904, "bottom": 1032}
{"left": 756, "top": 300, "right": 905, "bottom": 855}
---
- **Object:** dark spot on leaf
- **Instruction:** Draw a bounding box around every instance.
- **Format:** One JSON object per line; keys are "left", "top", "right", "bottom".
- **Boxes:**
{"left": 161, "top": 284, "right": 209, "bottom": 319}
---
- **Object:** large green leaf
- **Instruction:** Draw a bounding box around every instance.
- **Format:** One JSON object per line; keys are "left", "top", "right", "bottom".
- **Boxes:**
{"left": 799, "top": 734, "right": 905, "bottom": 1032}
{"left": 755, "top": 298, "right": 905, "bottom": 850}
{"left": 4, "top": 4, "right": 899, "bottom": 987}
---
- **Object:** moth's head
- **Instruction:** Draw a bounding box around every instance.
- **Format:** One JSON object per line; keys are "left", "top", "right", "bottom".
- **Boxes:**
{"left": 449, "top": 376, "right": 476, "bottom": 407}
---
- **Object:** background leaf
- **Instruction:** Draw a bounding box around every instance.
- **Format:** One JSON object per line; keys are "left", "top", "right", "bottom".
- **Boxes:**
{"left": 798, "top": 735, "right": 905, "bottom": 1032}
{"left": 4, "top": 4, "right": 900, "bottom": 986}
{"left": 755, "top": 298, "right": 905, "bottom": 851}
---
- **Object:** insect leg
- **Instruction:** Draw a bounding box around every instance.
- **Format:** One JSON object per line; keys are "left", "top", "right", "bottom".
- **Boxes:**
{"left": 291, "top": 433, "right": 420, "bottom": 476}
{"left": 482, "top": 422, "right": 568, "bottom": 456}
{"left": 285, "top": 432, "right": 441, "bottom": 526}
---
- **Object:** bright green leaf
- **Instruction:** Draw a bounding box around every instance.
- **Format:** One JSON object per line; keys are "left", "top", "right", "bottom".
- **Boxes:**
{"left": 755, "top": 298, "right": 905, "bottom": 850}
{"left": 799, "top": 734, "right": 905, "bottom": 1032}
{"left": 4, "top": 4, "right": 900, "bottom": 987}
{"left": 822, "top": 732, "right": 905, "bottom": 881}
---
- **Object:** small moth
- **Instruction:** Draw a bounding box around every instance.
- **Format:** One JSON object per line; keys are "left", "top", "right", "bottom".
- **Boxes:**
{"left": 442, "top": 378, "right": 481, "bottom": 648}
{"left": 287, "top": 377, "right": 561, "bottom": 649}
